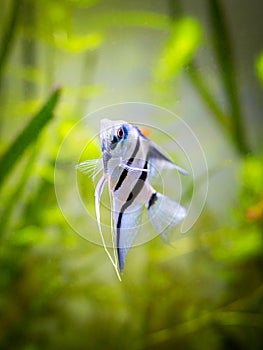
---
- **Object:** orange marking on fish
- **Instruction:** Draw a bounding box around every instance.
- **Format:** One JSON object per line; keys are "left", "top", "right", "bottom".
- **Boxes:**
{"left": 140, "top": 128, "right": 150, "bottom": 138}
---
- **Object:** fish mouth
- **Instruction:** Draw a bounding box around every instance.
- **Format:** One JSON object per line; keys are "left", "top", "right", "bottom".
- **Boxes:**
{"left": 100, "top": 118, "right": 128, "bottom": 158}
{"left": 100, "top": 119, "right": 119, "bottom": 152}
{"left": 100, "top": 120, "right": 113, "bottom": 153}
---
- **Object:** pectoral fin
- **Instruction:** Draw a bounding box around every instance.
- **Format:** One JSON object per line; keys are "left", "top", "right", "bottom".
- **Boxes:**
{"left": 75, "top": 158, "right": 103, "bottom": 179}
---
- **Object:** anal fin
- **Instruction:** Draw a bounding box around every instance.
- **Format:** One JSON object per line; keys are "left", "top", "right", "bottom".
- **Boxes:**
{"left": 147, "top": 192, "right": 186, "bottom": 243}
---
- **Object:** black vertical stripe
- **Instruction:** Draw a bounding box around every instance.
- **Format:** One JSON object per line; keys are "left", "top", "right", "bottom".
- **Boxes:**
{"left": 114, "top": 135, "right": 140, "bottom": 192}
{"left": 147, "top": 192, "right": 157, "bottom": 209}
{"left": 116, "top": 160, "right": 148, "bottom": 250}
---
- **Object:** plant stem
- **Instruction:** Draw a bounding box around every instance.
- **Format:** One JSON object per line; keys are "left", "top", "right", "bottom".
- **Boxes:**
{"left": 167, "top": 1, "right": 232, "bottom": 147}
{"left": 22, "top": 0, "right": 36, "bottom": 98}
{"left": 0, "top": 0, "right": 22, "bottom": 78}
{"left": 188, "top": 62, "right": 230, "bottom": 132}
{"left": 208, "top": 0, "right": 249, "bottom": 154}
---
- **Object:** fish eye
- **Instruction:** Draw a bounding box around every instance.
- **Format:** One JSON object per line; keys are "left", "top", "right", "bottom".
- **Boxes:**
{"left": 117, "top": 127, "right": 124, "bottom": 140}
{"left": 111, "top": 125, "right": 128, "bottom": 146}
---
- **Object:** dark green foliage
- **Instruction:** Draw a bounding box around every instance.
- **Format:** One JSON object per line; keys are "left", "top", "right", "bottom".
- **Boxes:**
{"left": 0, "top": 0, "right": 22, "bottom": 77}
{"left": 208, "top": 0, "right": 249, "bottom": 154}
{"left": 0, "top": 88, "right": 61, "bottom": 189}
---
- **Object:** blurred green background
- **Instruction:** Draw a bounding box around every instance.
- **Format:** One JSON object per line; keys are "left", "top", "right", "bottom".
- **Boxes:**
{"left": 0, "top": 0, "right": 263, "bottom": 349}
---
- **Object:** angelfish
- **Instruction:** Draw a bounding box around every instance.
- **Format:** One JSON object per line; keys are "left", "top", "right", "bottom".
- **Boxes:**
{"left": 78, "top": 119, "right": 187, "bottom": 280}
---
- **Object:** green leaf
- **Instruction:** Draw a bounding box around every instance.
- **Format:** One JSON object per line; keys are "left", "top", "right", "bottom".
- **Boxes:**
{"left": 64, "top": 0, "right": 100, "bottom": 6}
{"left": 84, "top": 11, "right": 171, "bottom": 31}
{"left": 242, "top": 156, "right": 263, "bottom": 196}
{"left": 154, "top": 17, "right": 202, "bottom": 82}
{"left": 255, "top": 52, "right": 263, "bottom": 87}
{"left": 0, "top": 88, "right": 62, "bottom": 189}
{"left": 53, "top": 32, "right": 103, "bottom": 53}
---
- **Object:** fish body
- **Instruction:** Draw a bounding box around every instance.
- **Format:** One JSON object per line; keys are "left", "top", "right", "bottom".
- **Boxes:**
{"left": 99, "top": 119, "right": 187, "bottom": 275}
{"left": 78, "top": 119, "right": 187, "bottom": 278}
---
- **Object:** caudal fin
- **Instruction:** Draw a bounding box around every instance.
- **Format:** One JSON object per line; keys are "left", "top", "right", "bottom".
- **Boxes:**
{"left": 147, "top": 192, "right": 186, "bottom": 243}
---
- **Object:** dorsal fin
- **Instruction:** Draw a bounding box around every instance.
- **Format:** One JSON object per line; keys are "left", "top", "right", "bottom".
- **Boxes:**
{"left": 147, "top": 141, "right": 188, "bottom": 176}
